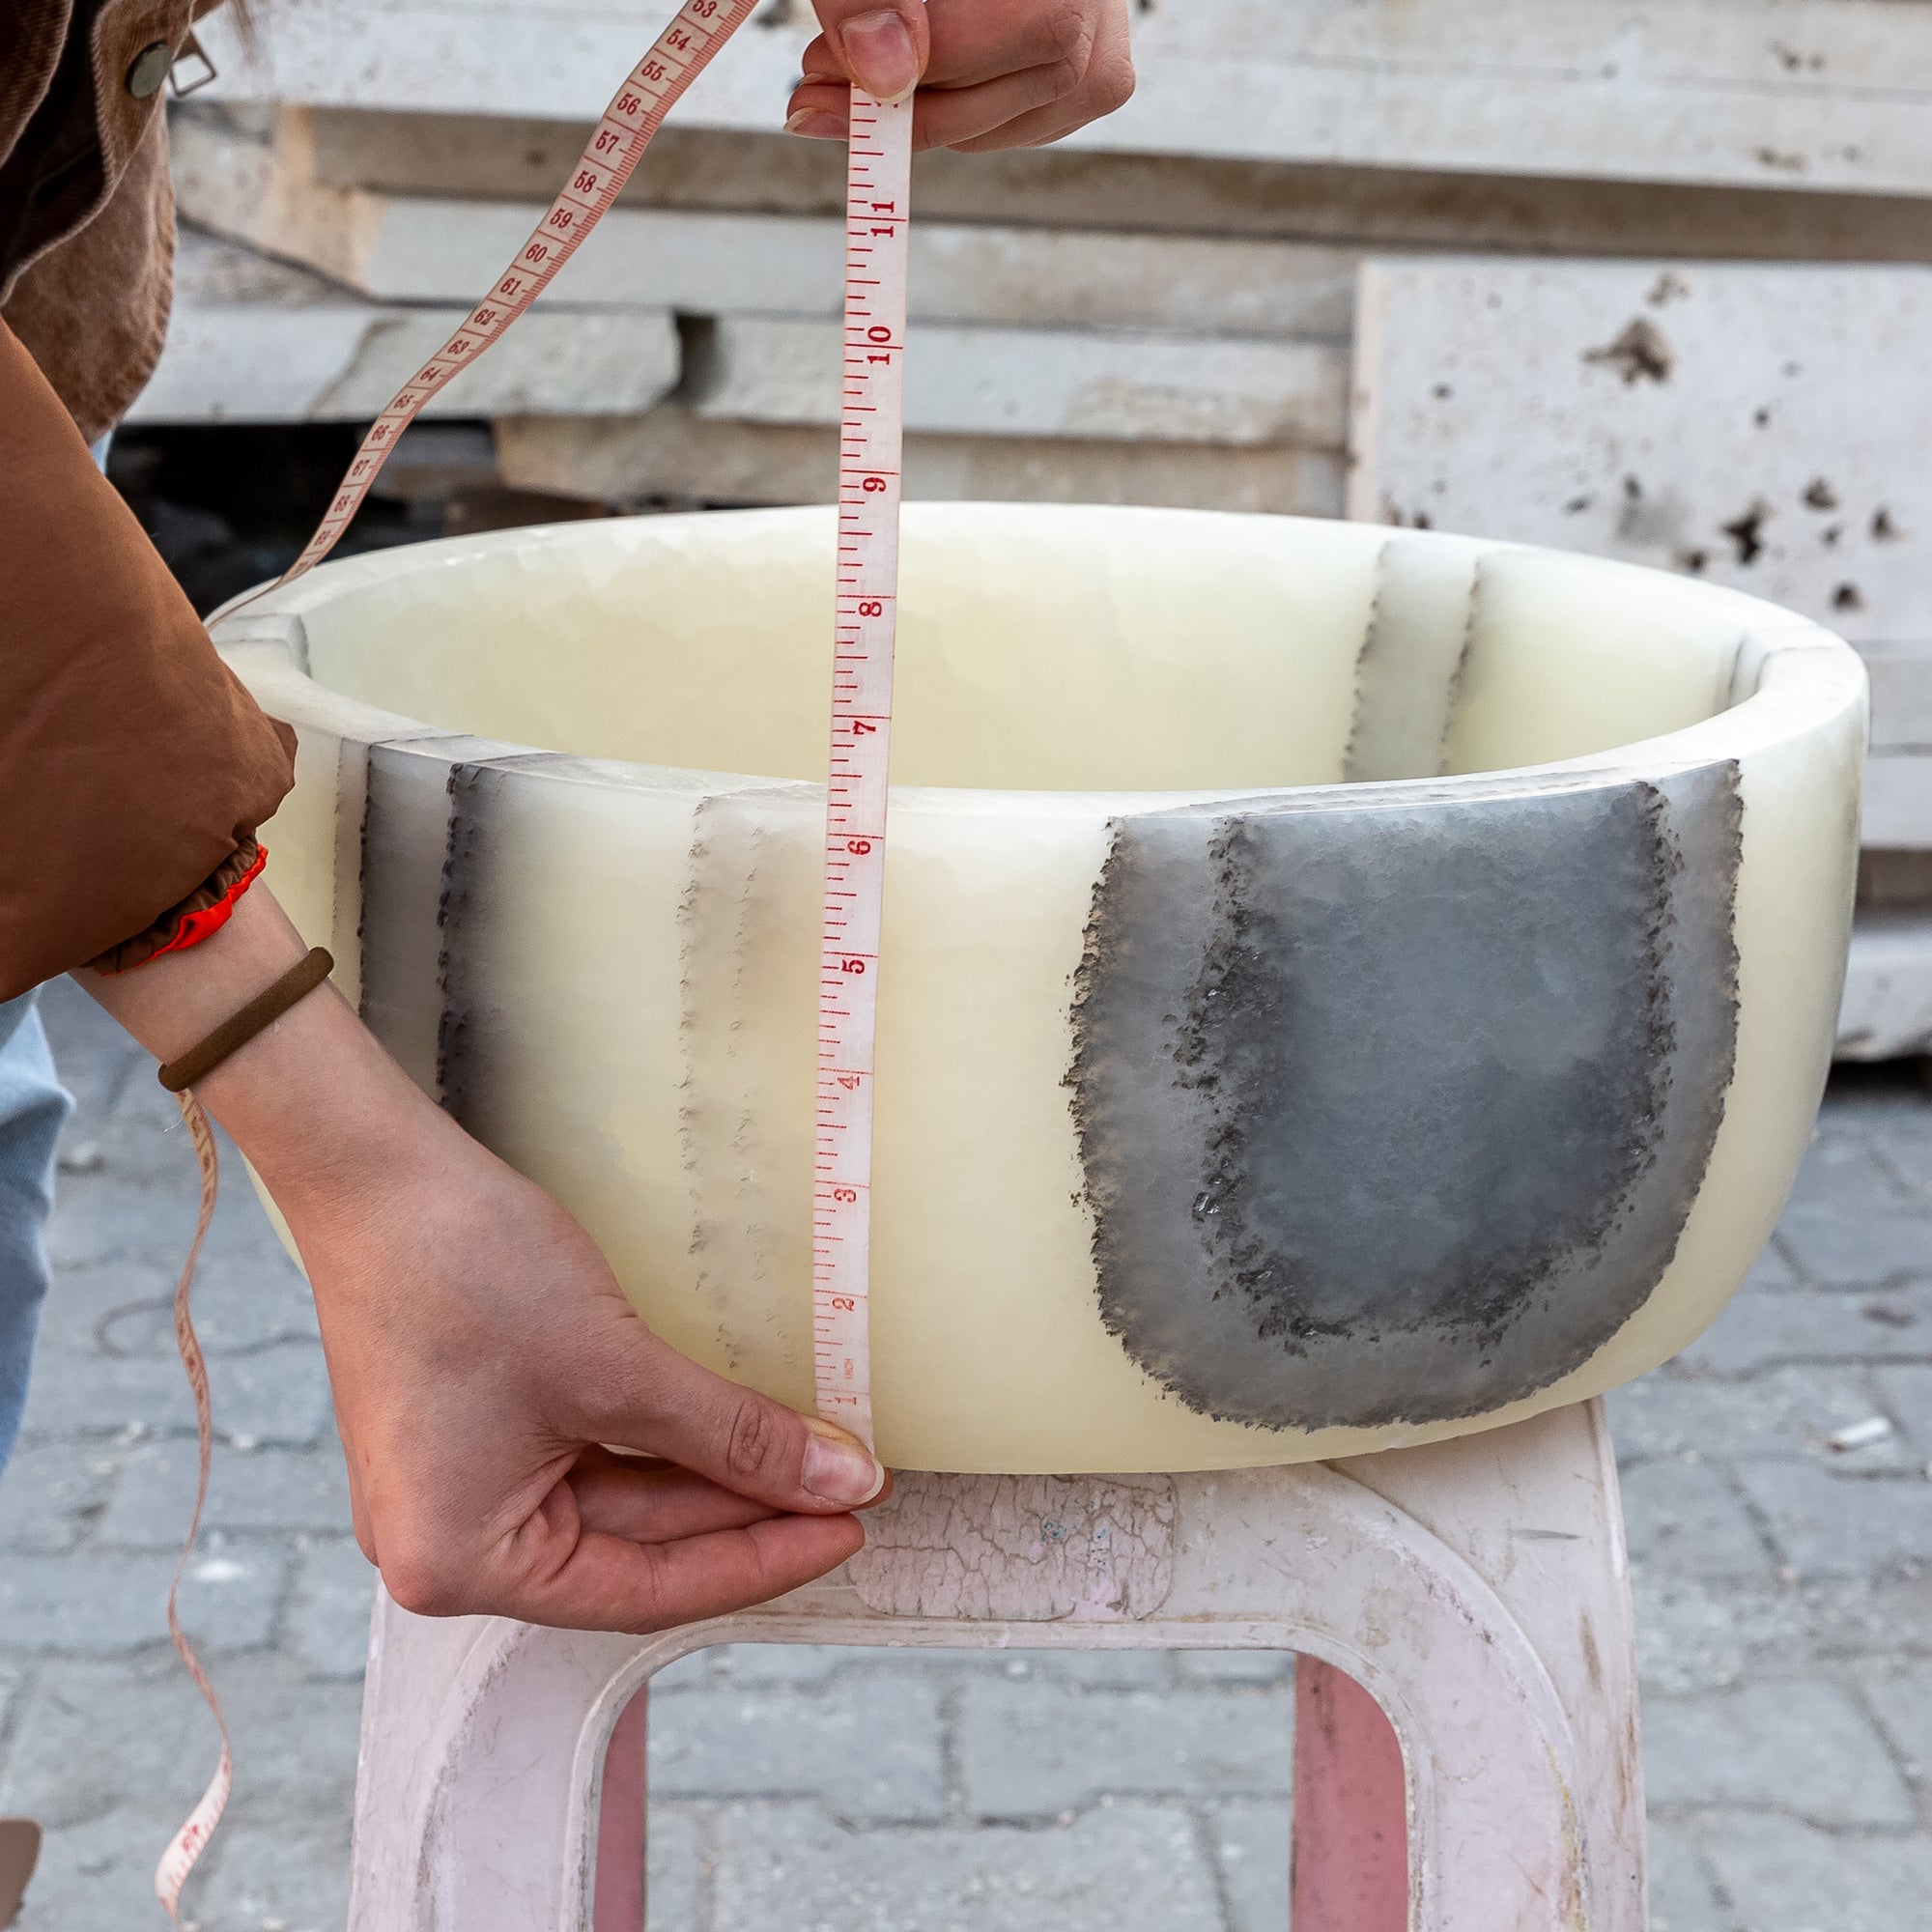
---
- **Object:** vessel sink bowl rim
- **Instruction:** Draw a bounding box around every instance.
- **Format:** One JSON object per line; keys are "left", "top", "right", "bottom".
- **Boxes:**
{"left": 218, "top": 503, "right": 1858, "bottom": 807}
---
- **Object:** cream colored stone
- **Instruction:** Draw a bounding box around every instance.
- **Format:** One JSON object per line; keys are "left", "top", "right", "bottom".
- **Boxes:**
{"left": 1351, "top": 255, "right": 1932, "bottom": 640}
{"left": 494, "top": 409, "right": 1347, "bottom": 517}
{"left": 130, "top": 239, "right": 677, "bottom": 424}
{"left": 171, "top": 106, "right": 1357, "bottom": 335}
{"left": 695, "top": 316, "right": 1347, "bottom": 447}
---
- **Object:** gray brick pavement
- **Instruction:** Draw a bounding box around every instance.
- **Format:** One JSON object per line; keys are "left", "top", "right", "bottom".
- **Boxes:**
{"left": 1, "top": 981, "right": 1929, "bottom": 1927}
{"left": 955, "top": 1680, "right": 1294, "bottom": 1817}
{"left": 1702, "top": 1813, "right": 1932, "bottom": 1932}
{"left": 703, "top": 1800, "right": 1230, "bottom": 1932}
{"left": 1639, "top": 1681, "right": 1918, "bottom": 1827}
{"left": 648, "top": 1677, "right": 950, "bottom": 1823}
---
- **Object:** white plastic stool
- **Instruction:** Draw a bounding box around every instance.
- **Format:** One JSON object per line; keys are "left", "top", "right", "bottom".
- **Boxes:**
{"left": 345, "top": 1399, "right": 1643, "bottom": 1931}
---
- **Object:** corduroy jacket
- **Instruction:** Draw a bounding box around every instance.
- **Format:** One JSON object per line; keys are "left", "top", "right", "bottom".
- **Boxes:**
{"left": 1, "top": 0, "right": 296, "bottom": 1003}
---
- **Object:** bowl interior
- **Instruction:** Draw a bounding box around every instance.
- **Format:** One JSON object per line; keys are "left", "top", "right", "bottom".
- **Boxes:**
{"left": 294, "top": 503, "right": 1747, "bottom": 791}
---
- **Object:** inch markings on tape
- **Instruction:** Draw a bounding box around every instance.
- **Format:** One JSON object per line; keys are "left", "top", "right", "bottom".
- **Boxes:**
{"left": 269, "top": 0, "right": 761, "bottom": 588}
{"left": 812, "top": 88, "right": 913, "bottom": 1453}
{"left": 154, "top": 1094, "right": 234, "bottom": 1927}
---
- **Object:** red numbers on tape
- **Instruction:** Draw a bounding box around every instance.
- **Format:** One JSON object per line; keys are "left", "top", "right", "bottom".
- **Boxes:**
{"left": 810, "top": 89, "right": 913, "bottom": 1451}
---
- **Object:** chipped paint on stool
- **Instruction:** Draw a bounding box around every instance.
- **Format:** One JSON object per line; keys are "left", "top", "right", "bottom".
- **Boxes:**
{"left": 848, "top": 1472, "right": 1176, "bottom": 1620}
{"left": 212, "top": 503, "right": 1865, "bottom": 1473}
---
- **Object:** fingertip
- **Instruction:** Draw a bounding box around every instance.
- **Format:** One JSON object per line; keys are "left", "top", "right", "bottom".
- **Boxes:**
{"left": 800, "top": 1415, "right": 888, "bottom": 1507}
{"left": 785, "top": 107, "right": 849, "bottom": 140}
{"left": 832, "top": 6, "right": 923, "bottom": 105}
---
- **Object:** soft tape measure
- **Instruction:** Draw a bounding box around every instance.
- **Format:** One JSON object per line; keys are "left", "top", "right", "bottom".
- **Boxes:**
{"left": 163, "top": 2, "right": 908, "bottom": 1912}
{"left": 811, "top": 89, "right": 911, "bottom": 1452}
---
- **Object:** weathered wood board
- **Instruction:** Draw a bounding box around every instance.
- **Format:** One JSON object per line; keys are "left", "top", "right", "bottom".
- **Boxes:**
{"left": 196, "top": 0, "right": 1932, "bottom": 195}
{"left": 1350, "top": 256, "right": 1932, "bottom": 643}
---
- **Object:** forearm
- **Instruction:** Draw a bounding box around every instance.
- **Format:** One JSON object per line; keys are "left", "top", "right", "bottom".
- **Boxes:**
{"left": 74, "top": 883, "right": 457, "bottom": 1219}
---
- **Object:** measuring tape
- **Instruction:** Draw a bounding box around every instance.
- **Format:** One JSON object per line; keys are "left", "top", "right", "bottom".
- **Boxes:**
{"left": 273, "top": 0, "right": 763, "bottom": 582}
{"left": 153, "top": 1094, "right": 233, "bottom": 1925}
{"left": 165, "top": 1, "right": 910, "bottom": 1911}
{"left": 811, "top": 89, "right": 911, "bottom": 1452}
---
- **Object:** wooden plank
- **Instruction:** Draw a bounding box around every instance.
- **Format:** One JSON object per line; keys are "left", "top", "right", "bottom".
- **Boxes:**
{"left": 1351, "top": 255, "right": 1932, "bottom": 639}
{"left": 191, "top": 0, "right": 1932, "bottom": 196}
{"left": 493, "top": 408, "right": 1347, "bottom": 517}
{"left": 693, "top": 315, "right": 1347, "bottom": 447}
{"left": 170, "top": 108, "right": 1356, "bottom": 335}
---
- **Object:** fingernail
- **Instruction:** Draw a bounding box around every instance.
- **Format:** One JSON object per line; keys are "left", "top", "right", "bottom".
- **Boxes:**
{"left": 839, "top": 8, "right": 919, "bottom": 103}
{"left": 784, "top": 108, "right": 848, "bottom": 140}
{"left": 801, "top": 1420, "right": 886, "bottom": 1505}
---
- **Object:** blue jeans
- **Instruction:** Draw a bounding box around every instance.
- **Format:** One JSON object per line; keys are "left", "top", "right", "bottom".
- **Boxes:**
{"left": 0, "top": 992, "right": 71, "bottom": 1471}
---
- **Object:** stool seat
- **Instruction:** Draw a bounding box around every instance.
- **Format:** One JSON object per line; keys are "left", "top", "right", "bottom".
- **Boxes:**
{"left": 346, "top": 1399, "right": 1643, "bottom": 1931}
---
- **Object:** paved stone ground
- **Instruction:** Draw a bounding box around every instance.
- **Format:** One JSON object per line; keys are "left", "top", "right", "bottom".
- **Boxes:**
{"left": 2, "top": 979, "right": 1929, "bottom": 1929}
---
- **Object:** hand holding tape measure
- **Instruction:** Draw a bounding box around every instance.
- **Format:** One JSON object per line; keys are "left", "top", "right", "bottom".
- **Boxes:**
{"left": 158, "top": 0, "right": 1135, "bottom": 1916}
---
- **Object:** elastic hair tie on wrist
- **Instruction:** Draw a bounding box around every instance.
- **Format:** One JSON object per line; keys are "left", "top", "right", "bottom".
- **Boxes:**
{"left": 156, "top": 949, "right": 335, "bottom": 1094}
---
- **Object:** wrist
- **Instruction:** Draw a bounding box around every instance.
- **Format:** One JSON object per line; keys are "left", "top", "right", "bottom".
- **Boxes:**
{"left": 80, "top": 880, "right": 459, "bottom": 1221}
{"left": 208, "top": 993, "right": 450, "bottom": 1219}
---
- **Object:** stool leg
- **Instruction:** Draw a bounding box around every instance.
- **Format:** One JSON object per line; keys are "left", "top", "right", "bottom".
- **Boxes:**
{"left": 1292, "top": 1657, "right": 1407, "bottom": 1932}
{"left": 593, "top": 1690, "right": 647, "bottom": 1932}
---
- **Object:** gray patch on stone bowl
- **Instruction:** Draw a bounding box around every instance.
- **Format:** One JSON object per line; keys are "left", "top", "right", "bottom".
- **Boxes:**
{"left": 1065, "top": 760, "right": 1742, "bottom": 1431}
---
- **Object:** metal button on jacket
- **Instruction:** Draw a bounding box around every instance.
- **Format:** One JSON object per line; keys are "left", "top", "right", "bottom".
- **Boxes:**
{"left": 126, "top": 42, "right": 175, "bottom": 99}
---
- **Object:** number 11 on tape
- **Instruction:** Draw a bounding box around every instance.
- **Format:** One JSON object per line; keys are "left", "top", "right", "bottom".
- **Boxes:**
{"left": 813, "top": 87, "right": 912, "bottom": 1454}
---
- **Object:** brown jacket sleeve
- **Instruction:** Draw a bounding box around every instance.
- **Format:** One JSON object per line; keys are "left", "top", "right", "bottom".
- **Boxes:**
{"left": 0, "top": 316, "right": 296, "bottom": 1003}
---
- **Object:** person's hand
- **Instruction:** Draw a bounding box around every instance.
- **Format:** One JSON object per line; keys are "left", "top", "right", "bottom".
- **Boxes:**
{"left": 82, "top": 886, "right": 887, "bottom": 1633}
{"left": 785, "top": 0, "right": 1134, "bottom": 153}
{"left": 283, "top": 1109, "right": 886, "bottom": 1631}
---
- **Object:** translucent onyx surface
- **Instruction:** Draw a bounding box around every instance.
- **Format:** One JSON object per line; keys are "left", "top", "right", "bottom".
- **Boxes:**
{"left": 219, "top": 505, "right": 1866, "bottom": 1471}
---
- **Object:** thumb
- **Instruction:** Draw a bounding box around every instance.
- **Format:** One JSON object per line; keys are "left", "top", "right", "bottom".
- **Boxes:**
{"left": 588, "top": 1317, "right": 888, "bottom": 1514}
{"left": 809, "top": 0, "right": 929, "bottom": 103}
